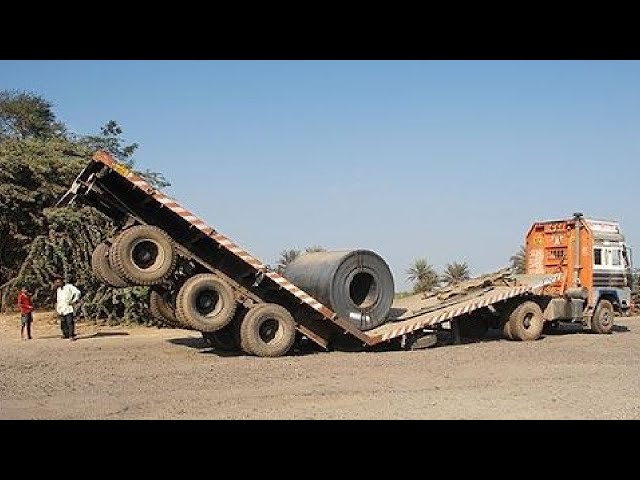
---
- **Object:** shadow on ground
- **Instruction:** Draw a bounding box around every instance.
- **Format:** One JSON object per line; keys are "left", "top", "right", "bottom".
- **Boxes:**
{"left": 80, "top": 331, "right": 130, "bottom": 339}
{"left": 167, "top": 336, "right": 325, "bottom": 357}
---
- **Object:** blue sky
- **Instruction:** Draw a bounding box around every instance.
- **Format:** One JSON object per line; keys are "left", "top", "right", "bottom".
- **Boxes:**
{"left": 2, "top": 60, "right": 639, "bottom": 290}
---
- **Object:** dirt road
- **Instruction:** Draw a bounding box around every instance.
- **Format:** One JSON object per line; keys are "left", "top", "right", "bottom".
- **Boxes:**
{"left": 1, "top": 312, "right": 639, "bottom": 419}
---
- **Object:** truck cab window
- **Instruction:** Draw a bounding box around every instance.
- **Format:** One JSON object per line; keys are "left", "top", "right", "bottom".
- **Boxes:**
{"left": 594, "top": 248, "right": 602, "bottom": 265}
{"left": 611, "top": 249, "right": 621, "bottom": 266}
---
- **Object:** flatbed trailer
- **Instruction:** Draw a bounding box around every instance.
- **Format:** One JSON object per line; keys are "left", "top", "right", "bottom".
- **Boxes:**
{"left": 59, "top": 151, "right": 561, "bottom": 356}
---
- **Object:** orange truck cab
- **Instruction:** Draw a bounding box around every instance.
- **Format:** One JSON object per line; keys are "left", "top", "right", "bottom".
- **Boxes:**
{"left": 525, "top": 213, "right": 633, "bottom": 333}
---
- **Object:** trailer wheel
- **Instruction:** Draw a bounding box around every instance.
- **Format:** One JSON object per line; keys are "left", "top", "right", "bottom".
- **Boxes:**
{"left": 149, "top": 289, "right": 182, "bottom": 328}
{"left": 176, "top": 274, "right": 237, "bottom": 332}
{"left": 591, "top": 299, "right": 614, "bottom": 334}
{"left": 459, "top": 314, "right": 490, "bottom": 338}
{"left": 110, "top": 225, "right": 176, "bottom": 285}
{"left": 502, "top": 320, "right": 515, "bottom": 340}
{"left": 239, "top": 303, "right": 296, "bottom": 357}
{"left": 91, "top": 242, "right": 129, "bottom": 288}
{"left": 507, "top": 301, "right": 544, "bottom": 341}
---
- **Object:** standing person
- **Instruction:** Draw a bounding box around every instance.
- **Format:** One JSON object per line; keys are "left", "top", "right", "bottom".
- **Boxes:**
{"left": 53, "top": 275, "right": 81, "bottom": 341}
{"left": 17, "top": 287, "right": 34, "bottom": 340}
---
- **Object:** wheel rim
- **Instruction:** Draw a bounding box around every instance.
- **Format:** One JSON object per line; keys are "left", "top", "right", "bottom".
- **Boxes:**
{"left": 523, "top": 312, "right": 534, "bottom": 330}
{"left": 195, "top": 289, "right": 222, "bottom": 318}
{"left": 600, "top": 310, "right": 611, "bottom": 327}
{"left": 130, "top": 239, "right": 165, "bottom": 272}
{"left": 258, "top": 318, "right": 282, "bottom": 344}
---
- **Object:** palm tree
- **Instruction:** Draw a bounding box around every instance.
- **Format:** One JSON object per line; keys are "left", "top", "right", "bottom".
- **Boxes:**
{"left": 510, "top": 245, "right": 526, "bottom": 274}
{"left": 276, "top": 249, "right": 301, "bottom": 274}
{"left": 276, "top": 246, "right": 326, "bottom": 274}
{"left": 442, "top": 261, "right": 470, "bottom": 286}
{"left": 406, "top": 258, "right": 439, "bottom": 294}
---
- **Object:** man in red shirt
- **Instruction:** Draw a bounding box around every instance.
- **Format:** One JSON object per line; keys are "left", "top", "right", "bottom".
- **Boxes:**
{"left": 18, "top": 287, "right": 34, "bottom": 340}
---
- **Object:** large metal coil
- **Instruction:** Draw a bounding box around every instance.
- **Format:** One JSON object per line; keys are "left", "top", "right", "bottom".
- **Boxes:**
{"left": 284, "top": 250, "right": 394, "bottom": 331}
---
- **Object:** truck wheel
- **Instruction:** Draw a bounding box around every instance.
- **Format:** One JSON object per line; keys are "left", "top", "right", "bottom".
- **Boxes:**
{"left": 110, "top": 225, "right": 176, "bottom": 285}
{"left": 239, "top": 303, "right": 296, "bottom": 357}
{"left": 502, "top": 320, "right": 515, "bottom": 340}
{"left": 149, "top": 289, "right": 182, "bottom": 328}
{"left": 508, "top": 301, "right": 544, "bottom": 341}
{"left": 175, "top": 274, "right": 237, "bottom": 332}
{"left": 459, "top": 314, "right": 490, "bottom": 338}
{"left": 591, "top": 299, "right": 614, "bottom": 334}
{"left": 91, "top": 242, "right": 129, "bottom": 288}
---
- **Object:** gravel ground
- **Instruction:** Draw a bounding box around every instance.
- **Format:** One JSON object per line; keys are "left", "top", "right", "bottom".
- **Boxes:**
{"left": 1, "top": 312, "right": 639, "bottom": 419}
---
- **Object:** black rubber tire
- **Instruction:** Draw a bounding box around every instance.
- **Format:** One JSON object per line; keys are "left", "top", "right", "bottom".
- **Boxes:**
{"left": 507, "top": 301, "right": 544, "bottom": 341}
{"left": 459, "top": 314, "right": 490, "bottom": 338}
{"left": 149, "top": 289, "right": 182, "bottom": 328}
{"left": 109, "top": 225, "right": 176, "bottom": 286}
{"left": 239, "top": 303, "right": 296, "bottom": 357}
{"left": 91, "top": 242, "right": 129, "bottom": 288}
{"left": 175, "top": 274, "right": 237, "bottom": 332}
{"left": 591, "top": 299, "right": 614, "bottom": 334}
{"left": 502, "top": 320, "right": 515, "bottom": 340}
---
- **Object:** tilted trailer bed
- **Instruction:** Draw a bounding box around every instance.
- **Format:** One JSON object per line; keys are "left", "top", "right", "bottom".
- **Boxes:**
{"left": 58, "top": 151, "right": 561, "bottom": 355}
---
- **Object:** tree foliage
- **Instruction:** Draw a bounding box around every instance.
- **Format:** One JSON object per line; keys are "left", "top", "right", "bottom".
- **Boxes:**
{"left": 2, "top": 207, "right": 152, "bottom": 323}
{"left": 0, "top": 137, "right": 86, "bottom": 288}
{"left": 406, "top": 258, "right": 440, "bottom": 294}
{"left": 276, "top": 245, "right": 327, "bottom": 274}
{"left": 442, "top": 261, "right": 470, "bottom": 286}
{"left": 0, "top": 90, "right": 65, "bottom": 140}
{"left": 0, "top": 89, "right": 167, "bottom": 325}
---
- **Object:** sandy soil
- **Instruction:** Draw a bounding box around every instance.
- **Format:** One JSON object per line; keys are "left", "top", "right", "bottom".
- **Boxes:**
{"left": 1, "top": 311, "right": 639, "bottom": 419}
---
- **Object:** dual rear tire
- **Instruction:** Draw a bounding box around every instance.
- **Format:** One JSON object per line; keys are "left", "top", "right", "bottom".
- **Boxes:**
{"left": 503, "top": 300, "right": 544, "bottom": 341}
{"left": 201, "top": 303, "right": 297, "bottom": 357}
{"left": 92, "top": 225, "right": 177, "bottom": 288}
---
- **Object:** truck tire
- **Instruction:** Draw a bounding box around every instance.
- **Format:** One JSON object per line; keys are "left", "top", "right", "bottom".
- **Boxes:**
{"left": 507, "top": 301, "right": 544, "bottom": 341}
{"left": 459, "top": 313, "right": 490, "bottom": 338}
{"left": 591, "top": 299, "right": 614, "bottom": 334}
{"left": 239, "top": 303, "right": 296, "bottom": 357}
{"left": 91, "top": 242, "right": 129, "bottom": 288}
{"left": 109, "top": 225, "right": 176, "bottom": 286}
{"left": 502, "top": 320, "right": 515, "bottom": 340}
{"left": 175, "top": 274, "right": 237, "bottom": 332}
{"left": 149, "top": 289, "right": 182, "bottom": 328}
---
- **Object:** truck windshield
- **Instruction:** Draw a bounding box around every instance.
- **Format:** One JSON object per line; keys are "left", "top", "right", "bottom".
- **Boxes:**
{"left": 612, "top": 249, "right": 621, "bottom": 266}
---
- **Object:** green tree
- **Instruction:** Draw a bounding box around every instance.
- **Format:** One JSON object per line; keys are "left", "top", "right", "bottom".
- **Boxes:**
{"left": 0, "top": 90, "right": 65, "bottom": 140}
{"left": 276, "top": 245, "right": 326, "bottom": 274}
{"left": 80, "top": 120, "right": 169, "bottom": 188}
{"left": 406, "top": 258, "right": 439, "bottom": 294}
{"left": 276, "top": 249, "right": 301, "bottom": 274}
{"left": 0, "top": 137, "right": 86, "bottom": 288}
{"left": 2, "top": 207, "right": 151, "bottom": 323}
{"left": 510, "top": 245, "right": 526, "bottom": 274}
{"left": 0, "top": 89, "right": 168, "bottom": 325}
{"left": 442, "top": 261, "right": 470, "bottom": 286}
